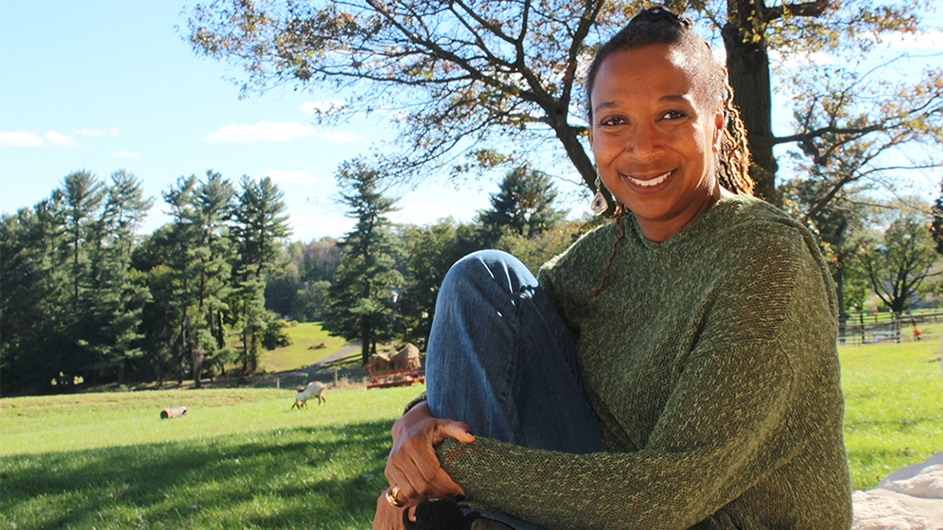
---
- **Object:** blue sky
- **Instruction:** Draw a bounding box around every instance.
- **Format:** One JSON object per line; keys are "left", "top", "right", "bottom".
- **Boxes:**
{"left": 2, "top": 2, "right": 941, "bottom": 242}
{"left": 0, "top": 1, "right": 520, "bottom": 242}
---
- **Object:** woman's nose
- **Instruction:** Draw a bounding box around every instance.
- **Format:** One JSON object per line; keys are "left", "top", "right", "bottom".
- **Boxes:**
{"left": 624, "top": 124, "right": 661, "bottom": 161}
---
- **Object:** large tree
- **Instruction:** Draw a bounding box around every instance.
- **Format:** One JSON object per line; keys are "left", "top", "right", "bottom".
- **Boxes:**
{"left": 399, "top": 218, "right": 486, "bottom": 346}
{"left": 186, "top": 0, "right": 933, "bottom": 205}
{"left": 230, "top": 175, "right": 292, "bottom": 373}
{"left": 857, "top": 200, "right": 940, "bottom": 314}
{"left": 79, "top": 171, "right": 154, "bottom": 385}
{"left": 163, "top": 172, "right": 237, "bottom": 385}
{"left": 324, "top": 161, "right": 405, "bottom": 364}
{"left": 0, "top": 194, "right": 71, "bottom": 395}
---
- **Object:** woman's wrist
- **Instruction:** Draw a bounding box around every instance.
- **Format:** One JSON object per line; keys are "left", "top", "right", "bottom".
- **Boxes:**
{"left": 403, "top": 391, "right": 428, "bottom": 415}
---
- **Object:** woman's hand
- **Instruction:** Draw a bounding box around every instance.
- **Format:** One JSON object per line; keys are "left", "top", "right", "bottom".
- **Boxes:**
{"left": 384, "top": 401, "right": 475, "bottom": 506}
{"left": 373, "top": 492, "right": 409, "bottom": 530}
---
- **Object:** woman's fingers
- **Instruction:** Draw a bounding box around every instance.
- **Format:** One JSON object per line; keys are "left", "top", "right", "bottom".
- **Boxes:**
{"left": 385, "top": 436, "right": 462, "bottom": 501}
{"left": 438, "top": 420, "right": 476, "bottom": 444}
{"left": 384, "top": 406, "right": 475, "bottom": 505}
{"left": 373, "top": 493, "right": 406, "bottom": 530}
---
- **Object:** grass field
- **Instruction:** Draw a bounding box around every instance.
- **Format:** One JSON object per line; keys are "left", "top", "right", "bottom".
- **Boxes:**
{"left": 838, "top": 326, "right": 943, "bottom": 489}
{"left": 260, "top": 322, "right": 353, "bottom": 374}
{"left": 1, "top": 326, "right": 941, "bottom": 529}
{"left": 0, "top": 386, "right": 420, "bottom": 530}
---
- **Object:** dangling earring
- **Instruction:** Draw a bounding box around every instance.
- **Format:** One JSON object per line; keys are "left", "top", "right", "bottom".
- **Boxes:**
{"left": 590, "top": 173, "right": 609, "bottom": 216}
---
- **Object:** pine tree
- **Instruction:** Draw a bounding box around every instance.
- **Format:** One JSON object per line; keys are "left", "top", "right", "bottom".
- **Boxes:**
{"left": 230, "top": 176, "right": 291, "bottom": 373}
{"left": 163, "top": 171, "right": 236, "bottom": 385}
{"left": 79, "top": 170, "right": 154, "bottom": 385}
{"left": 0, "top": 194, "right": 71, "bottom": 395}
{"left": 477, "top": 167, "right": 567, "bottom": 240}
{"left": 324, "top": 161, "right": 405, "bottom": 365}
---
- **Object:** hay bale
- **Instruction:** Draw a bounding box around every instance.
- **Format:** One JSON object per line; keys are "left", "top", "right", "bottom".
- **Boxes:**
{"left": 368, "top": 352, "right": 391, "bottom": 364}
{"left": 390, "top": 343, "right": 420, "bottom": 360}
{"left": 391, "top": 344, "right": 421, "bottom": 369}
{"left": 160, "top": 406, "right": 188, "bottom": 419}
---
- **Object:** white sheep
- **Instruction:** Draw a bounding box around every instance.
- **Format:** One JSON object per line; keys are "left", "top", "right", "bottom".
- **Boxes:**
{"left": 291, "top": 381, "right": 326, "bottom": 410}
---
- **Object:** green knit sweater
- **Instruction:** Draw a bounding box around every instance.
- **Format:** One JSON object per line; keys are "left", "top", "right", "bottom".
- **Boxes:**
{"left": 433, "top": 196, "right": 853, "bottom": 529}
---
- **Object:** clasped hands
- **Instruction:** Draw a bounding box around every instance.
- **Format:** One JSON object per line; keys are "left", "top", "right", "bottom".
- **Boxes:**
{"left": 373, "top": 401, "right": 476, "bottom": 529}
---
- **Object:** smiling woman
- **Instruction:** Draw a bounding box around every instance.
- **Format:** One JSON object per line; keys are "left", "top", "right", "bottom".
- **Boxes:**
{"left": 374, "top": 7, "right": 852, "bottom": 530}
{"left": 588, "top": 45, "right": 726, "bottom": 243}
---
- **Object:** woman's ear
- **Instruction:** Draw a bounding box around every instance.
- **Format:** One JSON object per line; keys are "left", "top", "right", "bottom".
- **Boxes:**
{"left": 712, "top": 110, "right": 724, "bottom": 153}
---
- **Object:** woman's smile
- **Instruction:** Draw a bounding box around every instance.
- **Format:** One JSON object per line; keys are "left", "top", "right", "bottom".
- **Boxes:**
{"left": 622, "top": 169, "right": 675, "bottom": 190}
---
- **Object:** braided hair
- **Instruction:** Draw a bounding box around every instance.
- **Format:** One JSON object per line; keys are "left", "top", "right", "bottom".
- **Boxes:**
{"left": 586, "top": 6, "right": 753, "bottom": 297}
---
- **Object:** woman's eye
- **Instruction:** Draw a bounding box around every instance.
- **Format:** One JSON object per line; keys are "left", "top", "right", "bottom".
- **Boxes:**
{"left": 600, "top": 116, "right": 626, "bottom": 126}
{"left": 661, "top": 110, "right": 686, "bottom": 120}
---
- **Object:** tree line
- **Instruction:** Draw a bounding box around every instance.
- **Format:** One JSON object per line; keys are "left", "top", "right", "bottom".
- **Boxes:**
{"left": 1, "top": 170, "right": 291, "bottom": 396}
{"left": 5, "top": 161, "right": 943, "bottom": 396}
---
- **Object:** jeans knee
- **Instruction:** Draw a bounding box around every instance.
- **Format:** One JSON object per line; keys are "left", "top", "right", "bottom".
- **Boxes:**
{"left": 447, "top": 250, "right": 529, "bottom": 289}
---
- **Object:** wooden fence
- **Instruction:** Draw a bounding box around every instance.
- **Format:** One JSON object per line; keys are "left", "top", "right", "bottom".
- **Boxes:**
{"left": 837, "top": 310, "right": 943, "bottom": 346}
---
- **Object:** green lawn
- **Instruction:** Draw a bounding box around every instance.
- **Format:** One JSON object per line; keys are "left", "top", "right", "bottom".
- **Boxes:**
{"left": 261, "top": 322, "right": 353, "bottom": 373}
{"left": 0, "top": 386, "right": 422, "bottom": 530}
{"left": 1, "top": 334, "right": 940, "bottom": 529}
{"left": 838, "top": 325, "right": 943, "bottom": 490}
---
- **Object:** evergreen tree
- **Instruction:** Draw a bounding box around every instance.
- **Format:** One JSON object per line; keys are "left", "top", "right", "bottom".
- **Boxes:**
{"left": 230, "top": 176, "right": 291, "bottom": 373}
{"left": 79, "top": 170, "right": 154, "bottom": 385}
{"left": 324, "top": 161, "right": 405, "bottom": 364}
{"left": 477, "top": 167, "right": 567, "bottom": 241}
{"left": 58, "top": 171, "right": 107, "bottom": 384}
{"left": 162, "top": 171, "right": 236, "bottom": 385}
{"left": 0, "top": 195, "right": 71, "bottom": 395}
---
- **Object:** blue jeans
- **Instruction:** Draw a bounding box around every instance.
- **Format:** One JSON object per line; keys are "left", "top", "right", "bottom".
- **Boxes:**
{"left": 426, "top": 250, "right": 602, "bottom": 529}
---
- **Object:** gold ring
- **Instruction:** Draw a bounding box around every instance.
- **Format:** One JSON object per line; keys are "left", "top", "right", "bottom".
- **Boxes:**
{"left": 385, "top": 486, "right": 405, "bottom": 508}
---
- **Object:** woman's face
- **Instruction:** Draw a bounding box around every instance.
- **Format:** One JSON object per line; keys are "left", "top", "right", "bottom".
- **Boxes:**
{"left": 589, "top": 43, "right": 724, "bottom": 242}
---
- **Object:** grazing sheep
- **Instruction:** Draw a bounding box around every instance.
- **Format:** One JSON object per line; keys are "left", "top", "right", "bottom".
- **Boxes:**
{"left": 160, "top": 406, "right": 188, "bottom": 419}
{"left": 291, "top": 381, "right": 326, "bottom": 410}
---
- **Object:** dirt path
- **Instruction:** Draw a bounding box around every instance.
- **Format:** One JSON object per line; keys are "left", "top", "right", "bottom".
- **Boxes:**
{"left": 306, "top": 342, "right": 361, "bottom": 370}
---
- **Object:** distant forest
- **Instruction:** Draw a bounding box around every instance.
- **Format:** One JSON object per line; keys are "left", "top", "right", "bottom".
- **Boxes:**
{"left": 1, "top": 166, "right": 585, "bottom": 396}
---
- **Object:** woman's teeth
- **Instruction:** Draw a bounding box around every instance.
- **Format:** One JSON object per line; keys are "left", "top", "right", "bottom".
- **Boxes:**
{"left": 627, "top": 171, "right": 672, "bottom": 187}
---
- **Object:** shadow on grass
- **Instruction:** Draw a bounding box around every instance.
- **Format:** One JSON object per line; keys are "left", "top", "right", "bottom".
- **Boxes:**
{"left": 1, "top": 419, "right": 395, "bottom": 530}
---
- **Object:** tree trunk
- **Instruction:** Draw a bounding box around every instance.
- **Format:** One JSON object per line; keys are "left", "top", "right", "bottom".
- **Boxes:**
{"left": 361, "top": 319, "right": 371, "bottom": 366}
{"left": 193, "top": 344, "right": 204, "bottom": 389}
{"left": 835, "top": 256, "right": 846, "bottom": 343}
{"left": 552, "top": 122, "right": 615, "bottom": 214}
{"left": 722, "top": 0, "right": 778, "bottom": 203}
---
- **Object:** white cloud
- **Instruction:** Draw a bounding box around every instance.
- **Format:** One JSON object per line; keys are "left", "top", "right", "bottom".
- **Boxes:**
{"left": 311, "top": 130, "right": 366, "bottom": 143}
{"left": 75, "top": 128, "right": 105, "bottom": 136}
{"left": 264, "top": 169, "right": 320, "bottom": 184}
{"left": 201, "top": 121, "right": 366, "bottom": 144}
{"left": 43, "top": 130, "right": 77, "bottom": 147}
{"left": 300, "top": 100, "right": 345, "bottom": 114}
{"left": 110, "top": 128, "right": 119, "bottom": 136}
{"left": 201, "top": 121, "right": 316, "bottom": 143}
{"left": 0, "top": 130, "right": 44, "bottom": 147}
{"left": 114, "top": 151, "right": 139, "bottom": 158}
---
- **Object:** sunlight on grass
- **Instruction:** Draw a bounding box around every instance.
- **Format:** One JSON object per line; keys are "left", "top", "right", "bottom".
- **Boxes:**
{"left": 839, "top": 323, "right": 943, "bottom": 491}
{"left": 2, "top": 329, "right": 941, "bottom": 528}
{"left": 0, "top": 385, "right": 424, "bottom": 530}
{"left": 262, "top": 322, "right": 353, "bottom": 373}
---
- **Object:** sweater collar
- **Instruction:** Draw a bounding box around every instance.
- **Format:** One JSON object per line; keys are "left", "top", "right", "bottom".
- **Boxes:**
{"left": 625, "top": 195, "right": 752, "bottom": 251}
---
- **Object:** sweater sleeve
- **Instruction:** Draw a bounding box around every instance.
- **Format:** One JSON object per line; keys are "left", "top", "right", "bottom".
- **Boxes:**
{"left": 435, "top": 228, "right": 841, "bottom": 529}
